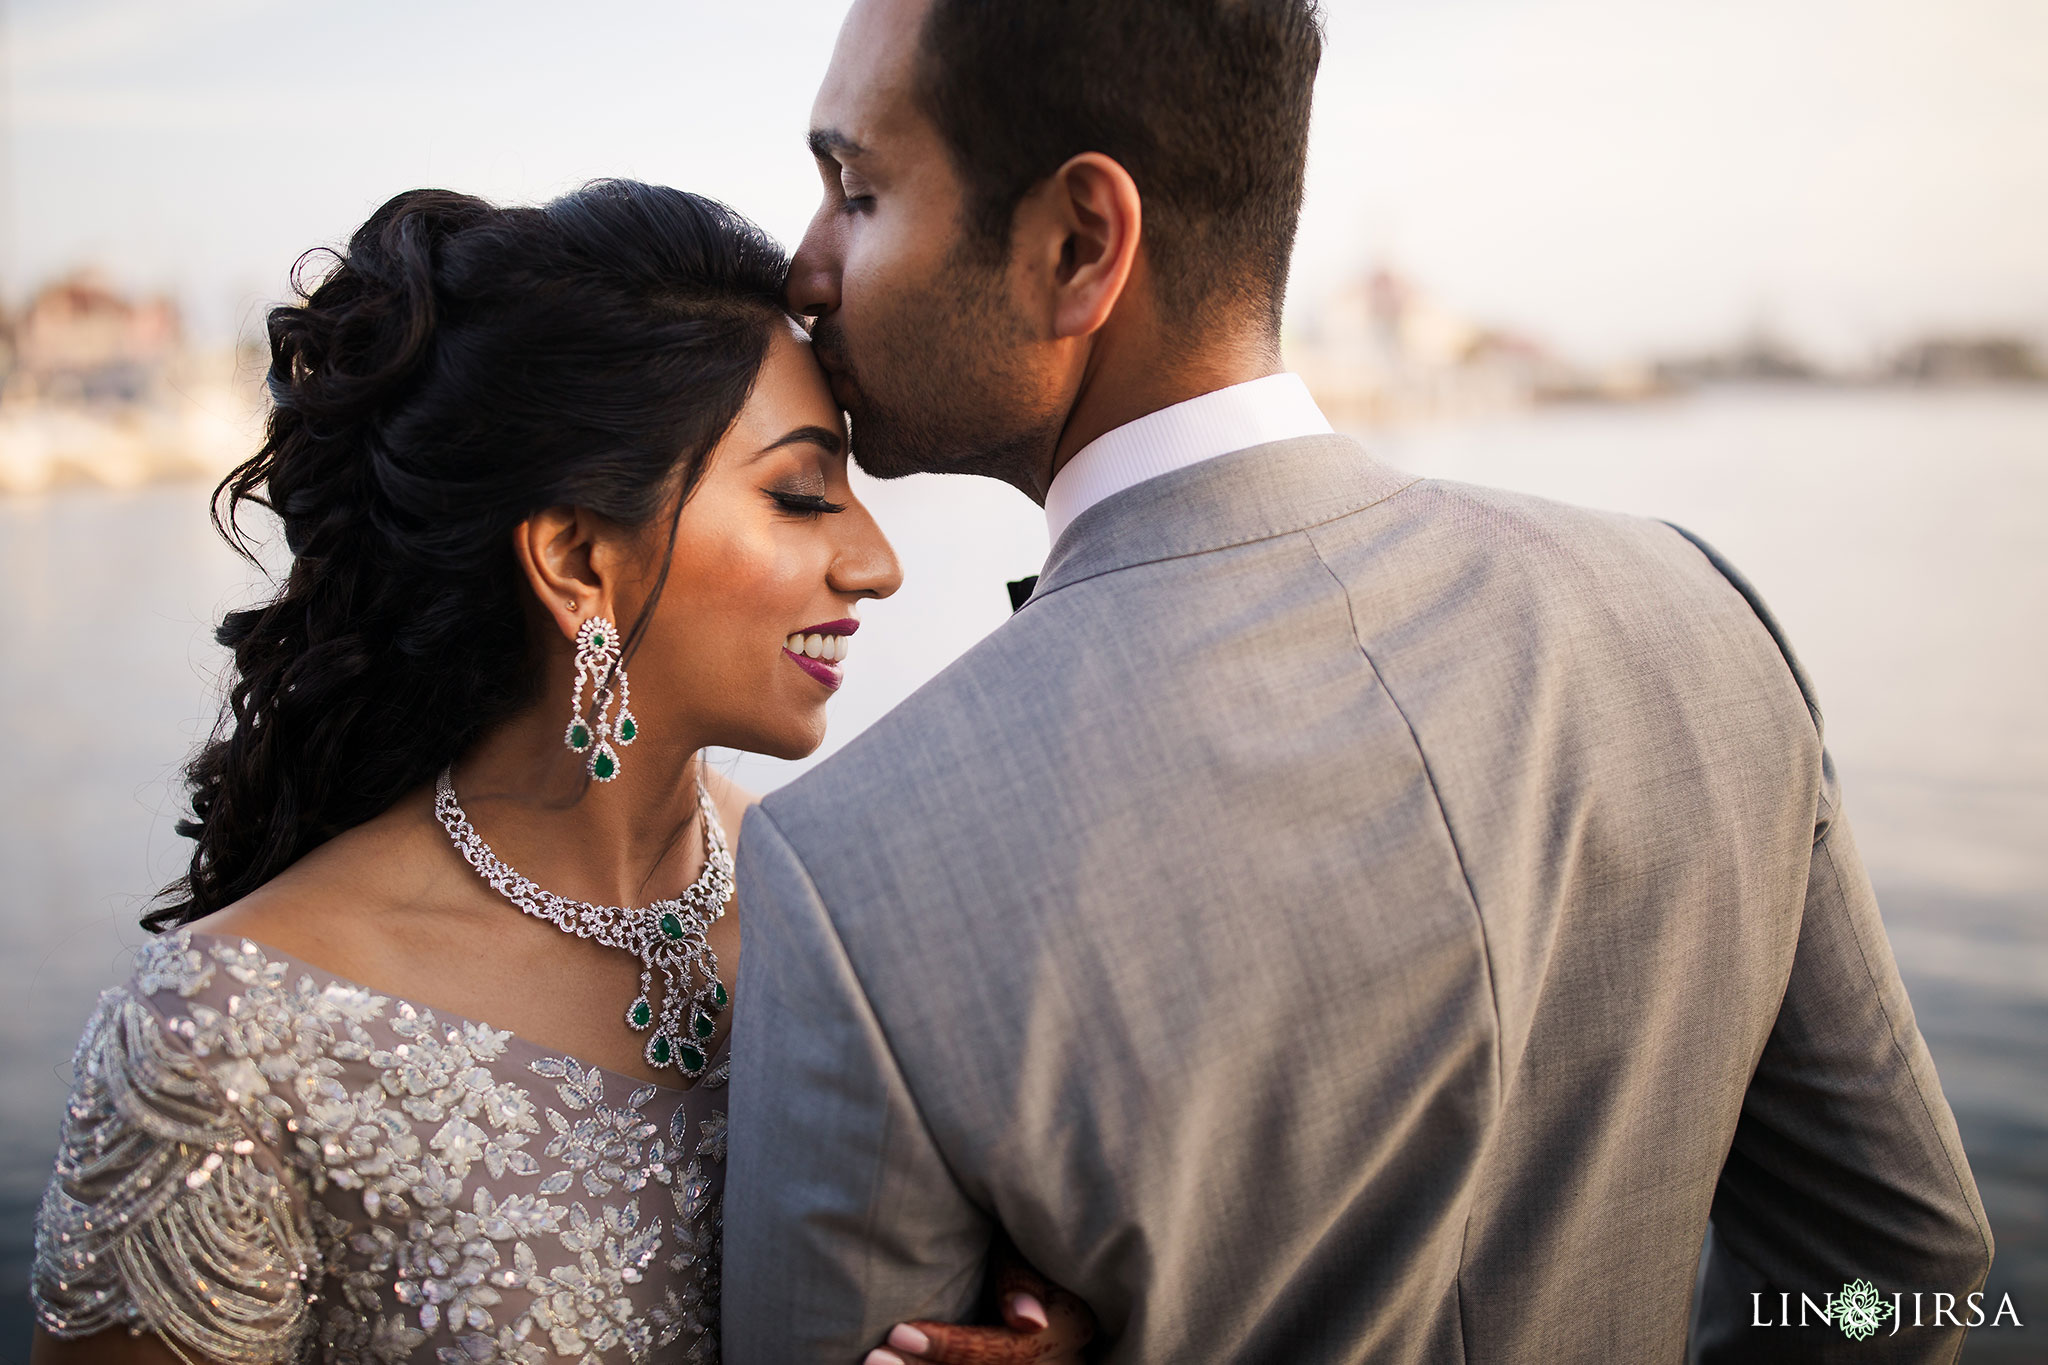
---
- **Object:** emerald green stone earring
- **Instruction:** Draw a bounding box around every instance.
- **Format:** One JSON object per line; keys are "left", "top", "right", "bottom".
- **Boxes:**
{"left": 565, "top": 615, "right": 638, "bottom": 781}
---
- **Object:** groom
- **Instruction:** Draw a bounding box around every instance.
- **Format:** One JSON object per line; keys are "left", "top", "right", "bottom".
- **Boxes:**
{"left": 724, "top": 0, "right": 1993, "bottom": 1361}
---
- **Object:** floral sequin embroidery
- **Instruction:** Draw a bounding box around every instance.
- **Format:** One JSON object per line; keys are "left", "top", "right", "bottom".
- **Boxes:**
{"left": 32, "top": 931, "right": 725, "bottom": 1365}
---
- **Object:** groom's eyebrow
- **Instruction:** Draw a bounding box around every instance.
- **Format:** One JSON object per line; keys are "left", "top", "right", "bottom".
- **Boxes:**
{"left": 807, "top": 128, "right": 869, "bottom": 163}
{"left": 756, "top": 425, "right": 847, "bottom": 459}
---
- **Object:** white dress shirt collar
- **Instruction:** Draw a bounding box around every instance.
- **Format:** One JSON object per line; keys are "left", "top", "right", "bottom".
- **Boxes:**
{"left": 1043, "top": 372, "right": 1334, "bottom": 548}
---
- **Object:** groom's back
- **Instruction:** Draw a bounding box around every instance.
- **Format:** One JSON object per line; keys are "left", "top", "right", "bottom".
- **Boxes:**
{"left": 725, "top": 436, "right": 1986, "bottom": 1362}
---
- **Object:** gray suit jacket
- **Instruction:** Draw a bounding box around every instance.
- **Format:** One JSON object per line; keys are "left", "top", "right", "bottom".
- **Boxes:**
{"left": 722, "top": 435, "right": 1991, "bottom": 1363}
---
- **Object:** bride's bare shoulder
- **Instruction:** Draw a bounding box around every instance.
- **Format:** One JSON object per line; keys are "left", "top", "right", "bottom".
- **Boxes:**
{"left": 182, "top": 783, "right": 461, "bottom": 976}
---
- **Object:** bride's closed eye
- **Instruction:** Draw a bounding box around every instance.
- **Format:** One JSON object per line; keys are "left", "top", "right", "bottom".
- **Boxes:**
{"left": 753, "top": 423, "right": 850, "bottom": 518}
{"left": 767, "top": 489, "right": 849, "bottom": 518}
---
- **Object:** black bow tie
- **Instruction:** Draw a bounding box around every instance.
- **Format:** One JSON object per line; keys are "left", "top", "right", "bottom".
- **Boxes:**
{"left": 1007, "top": 576, "right": 1039, "bottom": 613}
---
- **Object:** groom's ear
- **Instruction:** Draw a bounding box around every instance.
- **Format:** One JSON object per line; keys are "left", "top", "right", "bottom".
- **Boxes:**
{"left": 1019, "top": 152, "right": 1143, "bottom": 342}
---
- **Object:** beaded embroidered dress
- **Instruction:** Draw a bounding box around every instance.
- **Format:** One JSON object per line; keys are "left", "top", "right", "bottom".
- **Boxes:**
{"left": 32, "top": 929, "right": 728, "bottom": 1365}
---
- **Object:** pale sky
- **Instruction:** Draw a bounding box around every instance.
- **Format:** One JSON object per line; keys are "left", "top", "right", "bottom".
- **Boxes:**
{"left": 5, "top": 0, "right": 2045, "bottom": 364}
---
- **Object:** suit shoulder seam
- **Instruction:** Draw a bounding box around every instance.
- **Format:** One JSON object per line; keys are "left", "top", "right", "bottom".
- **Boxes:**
{"left": 1659, "top": 520, "right": 1825, "bottom": 738}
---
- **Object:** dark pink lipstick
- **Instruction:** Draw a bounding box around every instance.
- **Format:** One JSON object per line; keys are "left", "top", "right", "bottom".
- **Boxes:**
{"left": 782, "top": 619, "right": 859, "bottom": 691}
{"left": 784, "top": 650, "right": 841, "bottom": 689}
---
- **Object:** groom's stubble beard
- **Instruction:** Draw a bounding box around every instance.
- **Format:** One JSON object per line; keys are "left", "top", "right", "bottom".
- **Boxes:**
{"left": 817, "top": 241, "right": 1065, "bottom": 495}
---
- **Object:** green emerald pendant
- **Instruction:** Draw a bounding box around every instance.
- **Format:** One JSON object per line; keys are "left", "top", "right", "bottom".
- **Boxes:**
{"left": 691, "top": 1010, "right": 716, "bottom": 1040}
{"left": 678, "top": 1042, "right": 707, "bottom": 1074}
{"left": 658, "top": 912, "right": 684, "bottom": 940}
{"left": 627, "top": 996, "right": 652, "bottom": 1030}
{"left": 647, "top": 1034, "right": 673, "bottom": 1068}
{"left": 709, "top": 981, "right": 728, "bottom": 1012}
{"left": 568, "top": 723, "right": 591, "bottom": 752}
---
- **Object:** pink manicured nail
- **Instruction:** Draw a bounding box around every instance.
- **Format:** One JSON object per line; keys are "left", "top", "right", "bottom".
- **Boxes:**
{"left": 864, "top": 1352, "right": 906, "bottom": 1365}
{"left": 1009, "top": 1293, "right": 1050, "bottom": 1332}
{"left": 888, "top": 1324, "right": 932, "bottom": 1354}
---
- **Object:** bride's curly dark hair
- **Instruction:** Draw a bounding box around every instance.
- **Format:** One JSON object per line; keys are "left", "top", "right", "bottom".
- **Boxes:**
{"left": 147, "top": 181, "right": 790, "bottom": 930}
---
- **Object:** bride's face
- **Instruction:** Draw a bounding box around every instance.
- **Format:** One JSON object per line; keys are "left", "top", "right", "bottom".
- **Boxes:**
{"left": 625, "top": 325, "right": 902, "bottom": 761}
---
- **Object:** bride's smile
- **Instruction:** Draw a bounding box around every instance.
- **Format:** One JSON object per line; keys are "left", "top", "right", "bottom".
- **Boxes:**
{"left": 782, "top": 618, "right": 859, "bottom": 687}
{"left": 599, "top": 321, "right": 898, "bottom": 765}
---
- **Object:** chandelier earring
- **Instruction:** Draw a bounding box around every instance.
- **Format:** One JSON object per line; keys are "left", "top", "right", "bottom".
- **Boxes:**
{"left": 564, "top": 616, "right": 639, "bottom": 781}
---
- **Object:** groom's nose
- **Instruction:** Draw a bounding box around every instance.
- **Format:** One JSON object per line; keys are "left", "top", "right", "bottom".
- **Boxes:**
{"left": 787, "top": 218, "right": 841, "bottom": 321}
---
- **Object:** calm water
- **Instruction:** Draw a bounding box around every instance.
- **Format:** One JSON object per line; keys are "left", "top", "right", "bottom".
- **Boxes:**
{"left": 1, "top": 387, "right": 2042, "bottom": 1359}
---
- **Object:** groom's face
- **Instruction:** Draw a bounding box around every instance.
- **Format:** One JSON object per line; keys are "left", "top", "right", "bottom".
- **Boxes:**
{"left": 790, "top": 0, "right": 1065, "bottom": 492}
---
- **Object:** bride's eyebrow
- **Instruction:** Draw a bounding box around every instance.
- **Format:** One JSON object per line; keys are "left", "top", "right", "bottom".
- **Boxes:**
{"left": 754, "top": 425, "right": 847, "bottom": 460}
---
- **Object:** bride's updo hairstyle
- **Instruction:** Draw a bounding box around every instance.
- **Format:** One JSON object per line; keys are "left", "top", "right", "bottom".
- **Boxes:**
{"left": 149, "top": 181, "right": 789, "bottom": 929}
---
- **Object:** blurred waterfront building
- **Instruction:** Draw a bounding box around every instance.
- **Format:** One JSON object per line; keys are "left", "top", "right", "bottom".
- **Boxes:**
{"left": 1287, "top": 266, "right": 1664, "bottom": 426}
{"left": 1654, "top": 323, "right": 1825, "bottom": 387}
{"left": 1657, "top": 325, "right": 2048, "bottom": 388}
{"left": 1889, "top": 335, "right": 2047, "bottom": 385}
{"left": 7, "top": 271, "right": 182, "bottom": 405}
{"left": 0, "top": 271, "right": 259, "bottom": 497}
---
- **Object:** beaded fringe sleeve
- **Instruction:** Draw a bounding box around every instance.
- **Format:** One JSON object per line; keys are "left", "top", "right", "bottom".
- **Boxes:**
{"left": 33, "top": 986, "right": 317, "bottom": 1363}
{"left": 32, "top": 931, "right": 729, "bottom": 1365}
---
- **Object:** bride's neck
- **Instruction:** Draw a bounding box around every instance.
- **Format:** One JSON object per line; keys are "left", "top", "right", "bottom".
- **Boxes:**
{"left": 448, "top": 703, "right": 712, "bottom": 910}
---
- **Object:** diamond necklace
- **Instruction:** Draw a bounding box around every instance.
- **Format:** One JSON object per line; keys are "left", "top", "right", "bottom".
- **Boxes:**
{"left": 434, "top": 765, "right": 734, "bottom": 1078}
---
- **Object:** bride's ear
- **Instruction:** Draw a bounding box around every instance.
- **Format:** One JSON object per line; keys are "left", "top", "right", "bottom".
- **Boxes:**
{"left": 1018, "top": 151, "right": 1142, "bottom": 341}
{"left": 514, "top": 507, "right": 604, "bottom": 643}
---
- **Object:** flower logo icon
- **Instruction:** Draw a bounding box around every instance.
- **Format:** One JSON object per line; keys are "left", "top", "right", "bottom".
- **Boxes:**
{"left": 1834, "top": 1279, "right": 1895, "bottom": 1341}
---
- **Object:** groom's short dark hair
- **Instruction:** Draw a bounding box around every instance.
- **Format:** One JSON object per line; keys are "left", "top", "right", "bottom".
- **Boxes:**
{"left": 916, "top": 0, "right": 1323, "bottom": 334}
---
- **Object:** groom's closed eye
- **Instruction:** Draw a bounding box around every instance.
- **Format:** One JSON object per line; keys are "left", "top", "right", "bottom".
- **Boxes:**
{"left": 808, "top": 129, "right": 876, "bottom": 212}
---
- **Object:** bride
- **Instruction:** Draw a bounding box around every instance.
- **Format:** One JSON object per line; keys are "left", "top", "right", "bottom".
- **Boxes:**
{"left": 30, "top": 182, "right": 1090, "bottom": 1365}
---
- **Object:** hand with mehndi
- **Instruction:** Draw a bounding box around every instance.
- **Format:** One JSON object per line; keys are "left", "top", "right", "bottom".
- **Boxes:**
{"left": 864, "top": 1240, "right": 1096, "bottom": 1365}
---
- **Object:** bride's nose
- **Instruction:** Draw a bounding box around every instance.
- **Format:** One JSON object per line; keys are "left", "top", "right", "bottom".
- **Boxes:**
{"left": 827, "top": 501, "right": 903, "bottom": 601}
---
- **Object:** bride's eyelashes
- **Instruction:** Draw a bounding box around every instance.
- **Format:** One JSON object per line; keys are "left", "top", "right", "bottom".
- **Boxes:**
{"left": 767, "top": 489, "right": 849, "bottom": 518}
